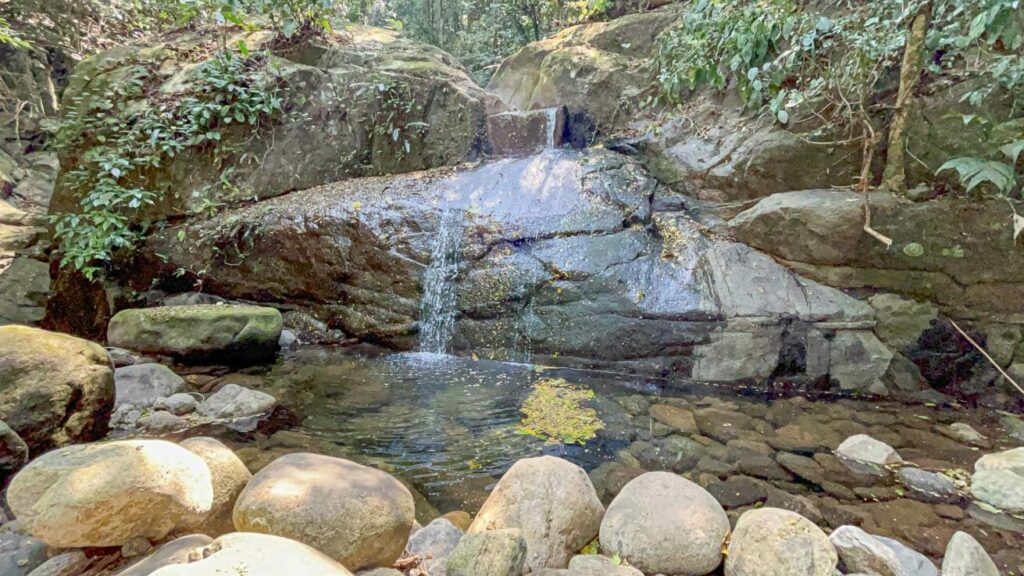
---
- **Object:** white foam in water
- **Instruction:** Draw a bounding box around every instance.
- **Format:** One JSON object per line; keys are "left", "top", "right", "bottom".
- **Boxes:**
{"left": 545, "top": 107, "right": 560, "bottom": 150}
{"left": 418, "top": 209, "right": 464, "bottom": 354}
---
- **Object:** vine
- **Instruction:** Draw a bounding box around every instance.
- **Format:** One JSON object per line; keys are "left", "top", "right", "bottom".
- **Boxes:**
{"left": 51, "top": 49, "right": 284, "bottom": 279}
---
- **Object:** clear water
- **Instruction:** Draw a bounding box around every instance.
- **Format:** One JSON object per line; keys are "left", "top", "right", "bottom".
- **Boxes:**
{"left": 256, "top": 347, "right": 685, "bottom": 510}
{"left": 418, "top": 210, "right": 464, "bottom": 354}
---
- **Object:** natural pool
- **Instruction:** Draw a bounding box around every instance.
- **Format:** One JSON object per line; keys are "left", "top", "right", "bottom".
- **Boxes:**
{"left": 218, "top": 346, "right": 1024, "bottom": 569}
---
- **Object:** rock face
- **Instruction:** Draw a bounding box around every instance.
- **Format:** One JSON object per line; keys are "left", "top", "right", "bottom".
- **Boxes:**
{"left": 233, "top": 453, "right": 414, "bottom": 571}
{"left": 107, "top": 305, "right": 283, "bottom": 364}
{"left": 730, "top": 190, "right": 1024, "bottom": 318}
{"left": 7, "top": 440, "right": 213, "bottom": 547}
{"left": 147, "top": 532, "right": 354, "bottom": 576}
{"left": 469, "top": 456, "right": 604, "bottom": 571}
{"left": 725, "top": 508, "right": 837, "bottom": 576}
{"left": 179, "top": 437, "right": 252, "bottom": 537}
{"left": 446, "top": 529, "right": 527, "bottom": 576}
{"left": 0, "top": 257, "right": 49, "bottom": 326}
{"left": 0, "top": 325, "right": 114, "bottom": 453}
{"left": 49, "top": 27, "right": 490, "bottom": 225}
{"left": 487, "top": 107, "right": 567, "bottom": 156}
{"left": 113, "top": 149, "right": 890, "bottom": 387}
{"left": 600, "top": 471, "right": 729, "bottom": 576}
{"left": 941, "top": 531, "right": 999, "bottom": 576}
{"left": 487, "top": 7, "right": 682, "bottom": 131}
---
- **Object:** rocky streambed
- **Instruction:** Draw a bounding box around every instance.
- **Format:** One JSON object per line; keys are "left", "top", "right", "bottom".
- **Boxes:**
{"left": 2, "top": 312, "right": 1024, "bottom": 575}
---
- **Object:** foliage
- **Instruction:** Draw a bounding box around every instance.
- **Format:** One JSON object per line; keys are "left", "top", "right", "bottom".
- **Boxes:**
{"left": 516, "top": 378, "right": 604, "bottom": 445}
{"left": 0, "top": 16, "right": 30, "bottom": 48}
{"left": 655, "top": 0, "right": 1024, "bottom": 125}
{"left": 653, "top": 0, "right": 1024, "bottom": 196}
{"left": 357, "top": 76, "right": 427, "bottom": 160}
{"left": 51, "top": 50, "right": 283, "bottom": 279}
{"left": 382, "top": 0, "right": 611, "bottom": 83}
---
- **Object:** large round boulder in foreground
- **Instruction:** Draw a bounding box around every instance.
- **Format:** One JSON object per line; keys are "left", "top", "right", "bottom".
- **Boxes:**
{"left": 233, "top": 453, "right": 414, "bottom": 571}
{"left": 7, "top": 440, "right": 213, "bottom": 547}
{"left": 179, "top": 437, "right": 251, "bottom": 537}
{"left": 149, "top": 533, "right": 353, "bottom": 576}
{"left": 599, "top": 471, "right": 729, "bottom": 576}
{"left": 107, "top": 305, "right": 282, "bottom": 364}
{"left": 0, "top": 325, "right": 114, "bottom": 453}
{"left": 468, "top": 456, "right": 604, "bottom": 571}
{"left": 725, "top": 508, "right": 837, "bottom": 576}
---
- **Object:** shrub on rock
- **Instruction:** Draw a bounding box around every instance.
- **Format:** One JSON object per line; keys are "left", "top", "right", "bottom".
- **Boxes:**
{"left": 147, "top": 533, "right": 353, "bottom": 576}
{"left": 468, "top": 456, "right": 604, "bottom": 571}
{"left": 7, "top": 440, "right": 213, "bottom": 548}
{"left": 232, "top": 453, "right": 414, "bottom": 571}
{"left": 725, "top": 508, "right": 837, "bottom": 576}
{"left": 0, "top": 325, "right": 114, "bottom": 453}
{"left": 179, "top": 437, "right": 252, "bottom": 537}
{"left": 107, "top": 305, "right": 282, "bottom": 364}
{"left": 599, "top": 471, "right": 729, "bottom": 576}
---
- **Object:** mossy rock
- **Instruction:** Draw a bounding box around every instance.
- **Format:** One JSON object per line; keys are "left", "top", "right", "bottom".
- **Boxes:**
{"left": 107, "top": 304, "right": 282, "bottom": 364}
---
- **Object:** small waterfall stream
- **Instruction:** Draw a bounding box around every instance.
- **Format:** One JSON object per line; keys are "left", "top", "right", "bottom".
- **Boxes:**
{"left": 419, "top": 209, "right": 465, "bottom": 354}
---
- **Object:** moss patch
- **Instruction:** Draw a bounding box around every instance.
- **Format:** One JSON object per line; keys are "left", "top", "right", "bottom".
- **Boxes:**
{"left": 516, "top": 378, "right": 604, "bottom": 445}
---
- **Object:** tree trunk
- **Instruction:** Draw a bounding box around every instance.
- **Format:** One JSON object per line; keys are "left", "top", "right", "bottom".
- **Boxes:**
{"left": 881, "top": 1, "right": 932, "bottom": 193}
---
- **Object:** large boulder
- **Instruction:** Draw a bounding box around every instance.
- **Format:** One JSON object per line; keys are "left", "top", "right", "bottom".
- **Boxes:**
{"left": 6, "top": 440, "right": 213, "bottom": 547}
{"left": 725, "top": 508, "right": 837, "bottom": 576}
{"left": 487, "top": 7, "right": 682, "bottom": 131}
{"left": 599, "top": 471, "right": 729, "bottom": 576}
{"left": 111, "top": 149, "right": 885, "bottom": 387}
{"left": 49, "top": 27, "right": 491, "bottom": 225}
{"left": 730, "top": 190, "right": 1024, "bottom": 318}
{"left": 179, "top": 437, "right": 252, "bottom": 537}
{"left": 233, "top": 453, "right": 414, "bottom": 571}
{"left": 970, "top": 448, "right": 1024, "bottom": 514}
{"left": 148, "top": 533, "right": 354, "bottom": 576}
{"left": 468, "top": 456, "right": 604, "bottom": 571}
{"left": 0, "top": 325, "right": 114, "bottom": 453}
{"left": 107, "top": 305, "right": 283, "bottom": 364}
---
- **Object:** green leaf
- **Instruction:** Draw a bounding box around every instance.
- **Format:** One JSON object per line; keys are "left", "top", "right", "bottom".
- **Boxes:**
{"left": 1000, "top": 140, "right": 1024, "bottom": 163}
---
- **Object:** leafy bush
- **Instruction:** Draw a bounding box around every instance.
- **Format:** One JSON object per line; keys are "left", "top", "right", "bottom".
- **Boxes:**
{"left": 655, "top": 0, "right": 1023, "bottom": 125}
{"left": 0, "top": 16, "right": 29, "bottom": 48}
{"left": 51, "top": 50, "right": 284, "bottom": 279}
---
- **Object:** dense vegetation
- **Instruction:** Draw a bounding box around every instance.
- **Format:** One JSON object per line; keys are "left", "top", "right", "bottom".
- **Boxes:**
{"left": 654, "top": 0, "right": 1024, "bottom": 195}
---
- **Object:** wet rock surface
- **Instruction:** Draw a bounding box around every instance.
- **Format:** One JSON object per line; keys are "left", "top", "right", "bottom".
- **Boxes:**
{"left": 122, "top": 149, "right": 902, "bottom": 392}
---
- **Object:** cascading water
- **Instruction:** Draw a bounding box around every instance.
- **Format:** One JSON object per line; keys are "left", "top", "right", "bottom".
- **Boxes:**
{"left": 418, "top": 209, "right": 465, "bottom": 354}
{"left": 545, "top": 107, "right": 561, "bottom": 150}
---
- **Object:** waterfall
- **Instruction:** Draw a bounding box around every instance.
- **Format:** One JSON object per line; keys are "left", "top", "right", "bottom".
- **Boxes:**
{"left": 545, "top": 107, "right": 561, "bottom": 150}
{"left": 419, "top": 209, "right": 465, "bottom": 354}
